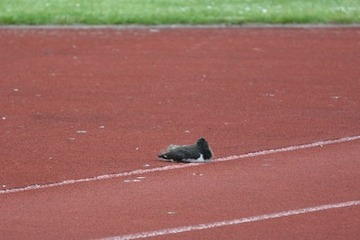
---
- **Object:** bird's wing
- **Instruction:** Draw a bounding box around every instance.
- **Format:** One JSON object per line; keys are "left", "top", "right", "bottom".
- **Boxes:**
{"left": 165, "top": 146, "right": 200, "bottom": 162}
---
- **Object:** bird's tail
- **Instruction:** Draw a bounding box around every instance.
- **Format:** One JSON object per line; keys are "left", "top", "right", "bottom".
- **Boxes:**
{"left": 158, "top": 153, "right": 175, "bottom": 162}
{"left": 158, "top": 153, "right": 169, "bottom": 159}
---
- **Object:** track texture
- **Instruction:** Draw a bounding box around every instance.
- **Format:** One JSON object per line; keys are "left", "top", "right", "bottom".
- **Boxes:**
{"left": 0, "top": 27, "right": 359, "bottom": 239}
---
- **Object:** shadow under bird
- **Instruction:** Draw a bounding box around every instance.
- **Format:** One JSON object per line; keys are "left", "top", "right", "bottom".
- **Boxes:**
{"left": 158, "top": 138, "right": 213, "bottom": 163}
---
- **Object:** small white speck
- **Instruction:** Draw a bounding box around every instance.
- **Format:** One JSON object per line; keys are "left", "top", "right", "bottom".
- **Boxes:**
{"left": 124, "top": 179, "right": 141, "bottom": 183}
{"left": 13, "top": 88, "right": 19, "bottom": 92}
{"left": 264, "top": 93, "right": 275, "bottom": 97}
{"left": 76, "top": 130, "right": 87, "bottom": 134}
{"left": 49, "top": 157, "right": 53, "bottom": 160}
{"left": 184, "top": 130, "right": 190, "bottom": 133}
{"left": 99, "top": 126, "right": 105, "bottom": 129}
{"left": 192, "top": 173, "right": 204, "bottom": 176}
{"left": 331, "top": 96, "right": 341, "bottom": 100}
{"left": 167, "top": 211, "right": 177, "bottom": 215}
{"left": 136, "top": 176, "right": 146, "bottom": 179}
{"left": 2, "top": 185, "right": 6, "bottom": 188}
{"left": 135, "top": 147, "right": 139, "bottom": 151}
{"left": 73, "top": 56, "right": 78, "bottom": 60}
{"left": 143, "top": 164, "right": 150, "bottom": 168}
{"left": 2, "top": 117, "right": 6, "bottom": 120}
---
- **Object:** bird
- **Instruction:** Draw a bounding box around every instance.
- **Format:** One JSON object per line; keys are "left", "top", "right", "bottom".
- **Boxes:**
{"left": 158, "top": 138, "right": 213, "bottom": 163}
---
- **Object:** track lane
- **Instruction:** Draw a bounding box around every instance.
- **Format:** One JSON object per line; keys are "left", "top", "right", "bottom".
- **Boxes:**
{"left": 1, "top": 27, "right": 360, "bottom": 189}
{"left": 0, "top": 140, "right": 359, "bottom": 239}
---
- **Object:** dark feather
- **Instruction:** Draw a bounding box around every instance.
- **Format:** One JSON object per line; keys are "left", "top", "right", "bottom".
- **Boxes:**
{"left": 158, "top": 138, "right": 212, "bottom": 163}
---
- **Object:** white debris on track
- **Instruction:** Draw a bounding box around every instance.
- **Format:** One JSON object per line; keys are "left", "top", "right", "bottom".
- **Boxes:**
{"left": 76, "top": 130, "right": 87, "bottom": 134}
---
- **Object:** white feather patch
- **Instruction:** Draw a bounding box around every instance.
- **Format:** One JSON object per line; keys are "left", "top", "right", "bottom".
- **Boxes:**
{"left": 182, "top": 154, "right": 207, "bottom": 163}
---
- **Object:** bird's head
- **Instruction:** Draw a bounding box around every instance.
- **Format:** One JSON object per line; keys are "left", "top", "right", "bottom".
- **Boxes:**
{"left": 196, "top": 138, "right": 212, "bottom": 160}
{"left": 196, "top": 138, "right": 209, "bottom": 149}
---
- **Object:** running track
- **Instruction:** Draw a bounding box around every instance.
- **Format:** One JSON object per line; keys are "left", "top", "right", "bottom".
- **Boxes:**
{"left": 0, "top": 26, "right": 359, "bottom": 239}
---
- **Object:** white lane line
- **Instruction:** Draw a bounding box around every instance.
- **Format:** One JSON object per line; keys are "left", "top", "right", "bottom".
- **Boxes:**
{"left": 1, "top": 135, "right": 359, "bottom": 195}
{"left": 100, "top": 200, "right": 360, "bottom": 240}
{"left": 215, "top": 135, "right": 360, "bottom": 162}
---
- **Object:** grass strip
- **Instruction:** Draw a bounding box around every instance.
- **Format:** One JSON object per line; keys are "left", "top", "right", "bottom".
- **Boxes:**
{"left": 1, "top": 0, "right": 360, "bottom": 25}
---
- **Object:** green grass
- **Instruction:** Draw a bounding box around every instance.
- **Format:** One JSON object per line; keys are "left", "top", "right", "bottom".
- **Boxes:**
{"left": 1, "top": 0, "right": 360, "bottom": 25}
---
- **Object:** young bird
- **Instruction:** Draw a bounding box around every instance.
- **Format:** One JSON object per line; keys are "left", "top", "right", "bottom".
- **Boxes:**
{"left": 158, "top": 138, "right": 213, "bottom": 163}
